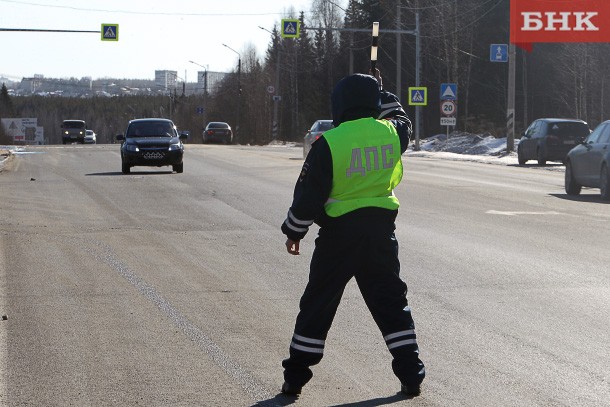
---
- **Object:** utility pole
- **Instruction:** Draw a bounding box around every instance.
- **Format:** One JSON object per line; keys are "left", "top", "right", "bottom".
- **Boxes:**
{"left": 415, "top": 12, "right": 421, "bottom": 151}
{"left": 259, "top": 26, "right": 281, "bottom": 141}
{"left": 396, "top": 3, "right": 402, "bottom": 102}
{"left": 273, "top": 49, "right": 281, "bottom": 141}
{"left": 506, "top": 43, "right": 516, "bottom": 153}
{"left": 349, "top": 32, "right": 354, "bottom": 74}
{"left": 222, "top": 44, "right": 241, "bottom": 143}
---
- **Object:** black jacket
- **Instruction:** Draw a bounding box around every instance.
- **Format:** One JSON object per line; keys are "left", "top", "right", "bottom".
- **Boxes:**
{"left": 281, "top": 90, "right": 412, "bottom": 242}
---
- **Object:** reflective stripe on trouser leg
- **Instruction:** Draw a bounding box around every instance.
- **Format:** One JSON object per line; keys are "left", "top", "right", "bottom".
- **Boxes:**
{"left": 384, "top": 328, "right": 417, "bottom": 350}
{"left": 290, "top": 334, "right": 325, "bottom": 354}
{"left": 384, "top": 307, "right": 425, "bottom": 386}
{"left": 282, "top": 334, "right": 325, "bottom": 387}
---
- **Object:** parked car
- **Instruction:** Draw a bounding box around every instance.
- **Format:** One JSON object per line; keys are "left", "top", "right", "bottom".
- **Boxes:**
{"left": 517, "top": 118, "right": 590, "bottom": 165}
{"left": 116, "top": 118, "right": 188, "bottom": 174}
{"left": 303, "top": 120, "right": 334, "bottom": 158}
{"left": 84, "top": 129, "right": 97, "bottom": 144}
{"left": 203, "top": 122, "right": 232, "bottom": 144}
{"left": 565, "top": 119, "right": 610, "bottom": 200}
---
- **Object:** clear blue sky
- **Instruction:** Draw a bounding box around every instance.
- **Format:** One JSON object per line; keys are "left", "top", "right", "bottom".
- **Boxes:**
{"left": 0, "top": 0, "right": 318, "bottom": 81}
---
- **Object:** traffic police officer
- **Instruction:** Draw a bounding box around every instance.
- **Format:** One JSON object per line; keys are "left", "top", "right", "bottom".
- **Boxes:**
{"left": 280, "top": 70, "right": 425, "bottom": 396}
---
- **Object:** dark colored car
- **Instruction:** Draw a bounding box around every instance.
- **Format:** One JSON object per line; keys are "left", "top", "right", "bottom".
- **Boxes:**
{"left": 303, "top": 120, "right": 334, "bottom": 158}
{"left": 61, "top": 119, "right": 87, "bottom": 144}
{"left": 518, "top": 118, "right": 590, "bottom": 165}
{"left": 203, "top": 122, "right": 232, "bottom": 144}
{"left": 565, "top": 120, "right": 610, "bottom": 200}
{"left": 116, "top": 118, "right": 188, "bottom": 174}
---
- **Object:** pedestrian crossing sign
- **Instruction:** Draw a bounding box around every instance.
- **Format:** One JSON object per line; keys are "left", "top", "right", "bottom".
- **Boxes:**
{"left": 281, "top": 19, "right": 300, "bottom": 38}
{"left": 408, "top": 87, "right": 427, "bottom": 106}
{"left": 101, "top": 24, "right": 119, "bottom": 41}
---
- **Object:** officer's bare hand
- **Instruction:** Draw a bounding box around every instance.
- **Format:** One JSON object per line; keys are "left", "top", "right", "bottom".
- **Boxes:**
{"left": 285, "top": 238, "right": 300, "bottom": 255}
{"left": 369, "top": 67, "right": 383, "bottom": 88}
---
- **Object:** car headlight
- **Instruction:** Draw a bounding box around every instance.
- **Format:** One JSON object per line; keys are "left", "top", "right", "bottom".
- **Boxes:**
{"left": 64, "top": 131, "right": 69, "bottom": 135}
{"left": 125, "top": 144, "right": 139, "bottom": 152}
{"left": 168, "top": 143, "right": 182, "bottom": 151}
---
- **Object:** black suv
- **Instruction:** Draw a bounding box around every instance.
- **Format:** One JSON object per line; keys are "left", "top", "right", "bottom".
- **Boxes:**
{"left": 116, "top": 118, "right": 188, "bottom": 174}
{"left": 518, "top": 118, "right": 590, "bottom": 165}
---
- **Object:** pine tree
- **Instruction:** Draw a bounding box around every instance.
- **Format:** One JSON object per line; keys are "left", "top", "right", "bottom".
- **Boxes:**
{"left": 0, "top": 83, "right": 15, "bottom": 117}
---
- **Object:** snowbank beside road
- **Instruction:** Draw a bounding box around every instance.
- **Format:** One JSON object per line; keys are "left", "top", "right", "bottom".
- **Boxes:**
{"left": 407, "top": 132, "right": 529, "bottom": 168}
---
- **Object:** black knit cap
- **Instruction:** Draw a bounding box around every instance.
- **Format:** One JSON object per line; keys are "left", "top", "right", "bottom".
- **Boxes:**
{"left": 331, "top": 74, "right": 381, "bottom": 127}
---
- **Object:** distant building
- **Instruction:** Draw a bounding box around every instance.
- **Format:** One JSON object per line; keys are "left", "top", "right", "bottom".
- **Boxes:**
{"left": 21, "top": 75, "right": 44, "bottom": 94}
{"left": 8, "top": 70, "right": 228, "bottom": 97}
{"left": 155, "top": 70, "right": 177, "bottom": 92}
{"left": 196, "top": 71, "right": 227, "bottom": 95}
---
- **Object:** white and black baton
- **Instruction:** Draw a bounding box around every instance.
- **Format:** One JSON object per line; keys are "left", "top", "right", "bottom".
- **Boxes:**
{"left": 370, "top": 22, "right": 379, "bottom": 71}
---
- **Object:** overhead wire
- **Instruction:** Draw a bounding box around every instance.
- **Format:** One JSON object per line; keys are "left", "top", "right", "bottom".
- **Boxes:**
{"left": 0, "top": 0, "right": 314, "bottom": 17}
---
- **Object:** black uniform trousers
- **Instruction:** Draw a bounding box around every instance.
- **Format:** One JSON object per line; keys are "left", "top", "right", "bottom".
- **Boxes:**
{"left": 282, "top": 214, "right": 425, "bottom": 388}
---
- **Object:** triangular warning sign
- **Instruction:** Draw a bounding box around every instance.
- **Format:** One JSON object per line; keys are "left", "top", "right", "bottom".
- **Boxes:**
{"left": 441, "top": 86, "right": 455, "bottom": 99}
{"left": 9, "top": 121, "right": 18, "bottom": 129}
{"left": 104, "top": 27, "right": 116, "bottom": 38}
{"left": 412, "top": 91, "right": 424, "bottom": 103}
{"left": 285, "top": 23, "right": 296, "bottom": 34}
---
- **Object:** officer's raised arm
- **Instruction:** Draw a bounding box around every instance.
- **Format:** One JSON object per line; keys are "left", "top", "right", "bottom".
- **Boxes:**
{"left": 372, "top": 69, "right": 412, "bottom": 153}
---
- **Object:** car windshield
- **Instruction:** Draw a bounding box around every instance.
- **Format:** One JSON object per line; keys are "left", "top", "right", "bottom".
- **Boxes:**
{"left": 547, "top": 122, "right": 590, "bottom": 139}
{"left": 63, "top": 121, "right": 85, "bottom": 129}
{"left": 313, "top": 121, "right": 333, "bottom": 132}
{"left": 127, "top": 122, "right": 175, "bottom": 137}
{"left": 208, "top": 122, "right": 229, "bottom": 129}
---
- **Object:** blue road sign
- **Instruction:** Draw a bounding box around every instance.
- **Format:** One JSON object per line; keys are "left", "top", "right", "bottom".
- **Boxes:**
{"left": 101, "top": 24, "right": 119, "bottom": 41}
{"left": 408, "top": 87, "right": 427, "bottom": 106}
{"left": 490, "top": 44, "right": 508, "bottom": 62}
{"left": 440, "top": 83, "right": 457, "bottom": 101}
{"left": 281, "top": 19, "right": 300, "bottom": 38}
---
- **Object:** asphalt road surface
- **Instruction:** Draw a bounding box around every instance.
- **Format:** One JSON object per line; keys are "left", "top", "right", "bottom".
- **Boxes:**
{"left": 1, "top": 144, "right": 608, "bottom": 406}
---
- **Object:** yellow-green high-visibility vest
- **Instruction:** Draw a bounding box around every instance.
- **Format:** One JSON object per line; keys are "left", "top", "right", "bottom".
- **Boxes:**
{"left": 323, "top": 117, "right": 403, "bottom": 217}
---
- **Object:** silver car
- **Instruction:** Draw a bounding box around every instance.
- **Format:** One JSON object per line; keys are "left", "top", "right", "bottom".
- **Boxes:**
{"left": 84, "top": 129, "right": 97, "bottom": 144}
{"left": 565, "top": 119, "right": 610, "bottom": 200}
{"left": 303, "top": 120, "right": 333, "bottom": 158}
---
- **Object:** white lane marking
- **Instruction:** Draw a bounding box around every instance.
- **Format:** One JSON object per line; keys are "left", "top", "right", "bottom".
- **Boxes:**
{"left": 90, "top": 239, "right": 273, "bottom": 402}
{"left": 486, "top": 210, "right": 564, "bottom": 216}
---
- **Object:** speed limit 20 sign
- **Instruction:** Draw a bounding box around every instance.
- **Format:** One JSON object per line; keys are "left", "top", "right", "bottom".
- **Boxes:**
{"left": 440, "top": 100, "right": 457, "bottom": 126}
{"left": 441, "top": 100, "right": 456, "bottom": 116}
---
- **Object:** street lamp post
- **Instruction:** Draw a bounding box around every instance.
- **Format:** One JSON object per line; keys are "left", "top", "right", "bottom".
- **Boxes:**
{"left": 189, "top": 60, "right": 208, "bottom": 135}
{"left": 222, "top": 44, "right": 241, "bottom": 143}
{"left": 188, "top": 60, "right": 208, "bottom": 96}
{"left": 259, "top": 26, "right": 281, "bottom": 142}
